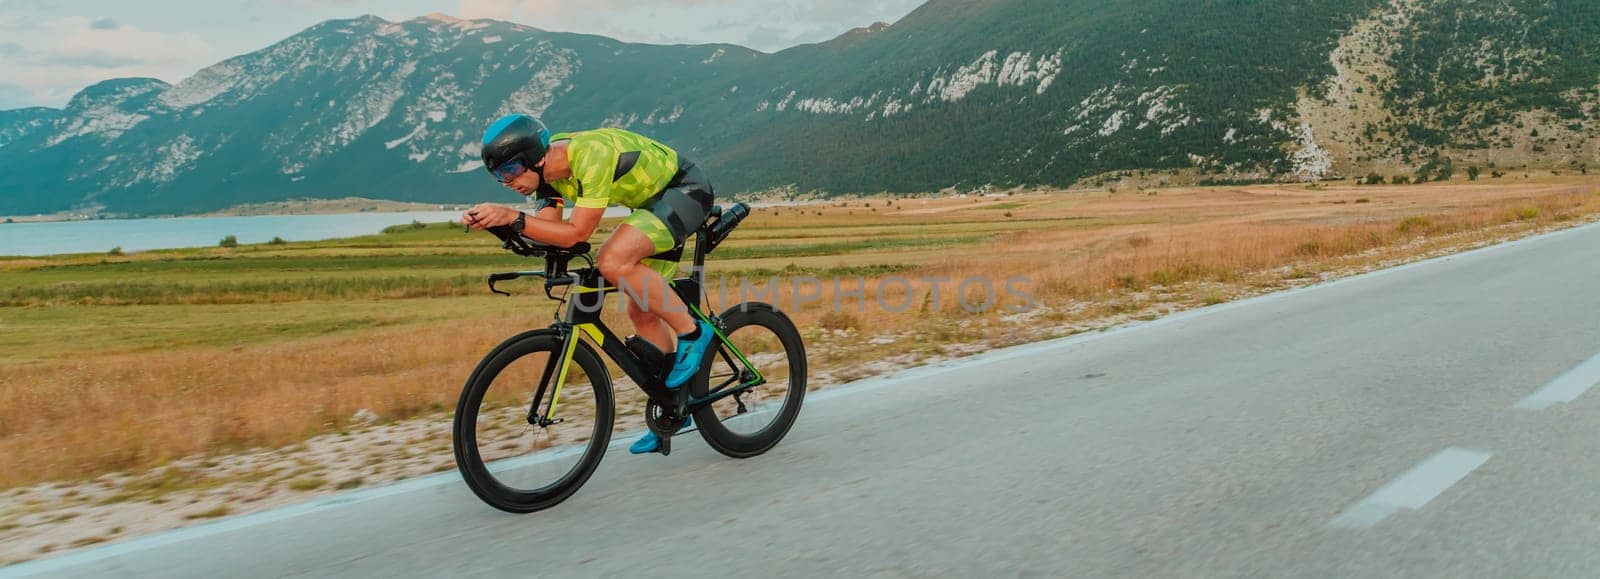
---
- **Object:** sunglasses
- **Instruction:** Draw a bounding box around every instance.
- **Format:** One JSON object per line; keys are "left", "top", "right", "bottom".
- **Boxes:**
{"left": 491, "top": 159, "right": 533, "bottom": 184}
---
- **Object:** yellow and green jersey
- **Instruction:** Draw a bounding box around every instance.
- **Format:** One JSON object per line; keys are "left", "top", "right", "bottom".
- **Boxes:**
{"left": 537, "top": 128, "right": 681, "bottom": 210}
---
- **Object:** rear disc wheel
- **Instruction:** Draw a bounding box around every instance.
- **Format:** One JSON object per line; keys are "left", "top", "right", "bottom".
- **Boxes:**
{"left": 690, "top": 304, "right": 806, "bottom": 458}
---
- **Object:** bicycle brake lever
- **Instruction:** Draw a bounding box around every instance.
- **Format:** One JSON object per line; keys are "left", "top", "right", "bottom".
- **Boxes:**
{"left": 487, "top": 273, "right": 516, "bottom": 296}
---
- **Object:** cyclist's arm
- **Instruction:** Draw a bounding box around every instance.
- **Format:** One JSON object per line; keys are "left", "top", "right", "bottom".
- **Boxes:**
{"left": 519, "top": 138, "right": 615, "bottom": 247}
{"left": 533, "top": 204, "right": 562, "bottom": 222}
{"left": 531, "top": 188, "right": 563, "bottom": 222}
{"left": 518, "top": 174, "right": 605, "bottom": 247}
{"left": 518, "top": 206, "right": 600, "bottom": 248}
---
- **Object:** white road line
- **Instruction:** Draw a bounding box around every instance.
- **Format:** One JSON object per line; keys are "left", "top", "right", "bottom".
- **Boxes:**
{"left": 1514, "top": 352, "right": 1600, "bottom": 410}
{"left": 1329, "top": 447, "right": 1492, "bottom": 529}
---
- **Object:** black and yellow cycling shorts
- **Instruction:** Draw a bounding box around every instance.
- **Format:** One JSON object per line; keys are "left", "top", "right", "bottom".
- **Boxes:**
{"left": 624, "top": 159, "right": 714, "bottom": 278}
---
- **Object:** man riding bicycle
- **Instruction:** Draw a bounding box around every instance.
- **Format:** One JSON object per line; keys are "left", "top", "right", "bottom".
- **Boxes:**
{"left": 461, "top": 114, "right": 714, "bottom": 455}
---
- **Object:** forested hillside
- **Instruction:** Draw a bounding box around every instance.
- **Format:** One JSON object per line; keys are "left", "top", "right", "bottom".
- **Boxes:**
{"left": 1, "top": 0, "right": 1596, "bottom": 216}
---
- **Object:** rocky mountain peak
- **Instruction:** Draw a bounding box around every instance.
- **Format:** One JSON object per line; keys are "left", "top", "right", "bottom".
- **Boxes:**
{"left": 1, "top": 0, "right": 1595, "bottom": 217}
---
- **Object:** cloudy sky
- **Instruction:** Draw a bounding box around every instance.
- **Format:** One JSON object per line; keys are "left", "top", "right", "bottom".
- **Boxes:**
{"left": 0, "top": 0, "right": 925, "bottom": 110}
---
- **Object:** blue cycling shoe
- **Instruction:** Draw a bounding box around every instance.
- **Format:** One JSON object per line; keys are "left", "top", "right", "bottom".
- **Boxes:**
{"left": 664, "top": 319, "right": 715, "bottom": 389}
{"left": 629, "top": 416, "right": 692, "bottom": 455}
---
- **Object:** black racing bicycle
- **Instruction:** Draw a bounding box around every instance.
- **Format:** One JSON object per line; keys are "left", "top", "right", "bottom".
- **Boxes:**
{"left": 452, "top": 203, "right": 807, "bottom": 513}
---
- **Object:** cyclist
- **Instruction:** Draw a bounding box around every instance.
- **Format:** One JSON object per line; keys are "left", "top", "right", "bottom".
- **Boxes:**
{"left": 462, "top": 114, "right": 713, "bottom": 454}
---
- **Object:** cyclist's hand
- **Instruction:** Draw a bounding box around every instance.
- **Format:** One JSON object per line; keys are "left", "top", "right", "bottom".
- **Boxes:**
{"left": 462, "top": 204, "right": 519, "bottom": 230}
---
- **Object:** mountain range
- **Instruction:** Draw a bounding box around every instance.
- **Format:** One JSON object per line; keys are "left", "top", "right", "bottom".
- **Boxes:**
{"left": 1, "top": 0, "right": 1596, "bottom": 216}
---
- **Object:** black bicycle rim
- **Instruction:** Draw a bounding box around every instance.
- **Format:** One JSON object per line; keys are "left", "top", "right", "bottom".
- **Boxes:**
{"left": 691, "top": 303, "right": 806, "bottom": 458}
{"left": 453, "top": 332, "right": 614, "bottom": 513}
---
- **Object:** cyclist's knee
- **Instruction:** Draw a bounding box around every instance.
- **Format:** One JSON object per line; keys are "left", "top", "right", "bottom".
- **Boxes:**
{"left": 597, "top": 251, "right": 650, "bottom": 283}
{"left": 625, "top": 300, "right": 657, "bottom": 324}
{"left": 595, "top": 231, "right": 652, "bottom": 281}
{"left": 596, "top": 253, "right": 628, "bottom": 281}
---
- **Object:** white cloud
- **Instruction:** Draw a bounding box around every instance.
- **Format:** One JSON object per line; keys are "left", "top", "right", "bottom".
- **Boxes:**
{"left": 459, "top": 0, "right": 518, "bottom": 20}
{"left": 0, "top": 83, "right": 32, "bottom": 109}
{"left": 0, "top": 15, "right": 215, "bottom": 108}
{"left": 52, "top": 21, "right": 210, "bottom": 67}
{"left": 0, "top": 0, "right": 919, "bottom": 108}
{"left": 456, "top": 0, "right": 920, "bottom": 52}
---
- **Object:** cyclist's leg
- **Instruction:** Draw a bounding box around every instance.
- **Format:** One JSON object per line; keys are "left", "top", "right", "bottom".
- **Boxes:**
{"left": 614, "top": 163, "right": 715, "bottom": 453}
{"left": 638, "top": 164, "right": 716, "bottom": 388}
{"left": 603, "top": 218, "right": 693, "bottom": 454}
{"left": 624, "top": 283, "right": 674, "bottom": 353}
{"left": 596, "top": 161, "right": 714, "bottom": 337}
{"left": 596, "top": 225, "right": 694, "bottom": 335}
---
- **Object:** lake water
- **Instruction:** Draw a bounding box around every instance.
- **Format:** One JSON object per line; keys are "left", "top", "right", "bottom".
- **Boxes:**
{"left": 0, "top": 210, "right": 578, "bottom": 257}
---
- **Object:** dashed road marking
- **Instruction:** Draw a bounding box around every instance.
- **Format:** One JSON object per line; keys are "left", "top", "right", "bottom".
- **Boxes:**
{"left": 1514, "top": 352, "right": 1600, "bottom": 410}
{"left": 1330, "top": 447, "right": 1492, "bottom": 529}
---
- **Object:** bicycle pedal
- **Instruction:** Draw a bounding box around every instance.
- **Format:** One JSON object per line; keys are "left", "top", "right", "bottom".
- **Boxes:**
{"left": 657, "top": 435, "right": 672, "bottom": 456}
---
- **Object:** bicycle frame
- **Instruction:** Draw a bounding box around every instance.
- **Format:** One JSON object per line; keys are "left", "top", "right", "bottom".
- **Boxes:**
{"left": 522, "top": 216, "right": 768, "bottom": 426}
{"left": 455, "top": 201, "right": 798, "bottom": 511}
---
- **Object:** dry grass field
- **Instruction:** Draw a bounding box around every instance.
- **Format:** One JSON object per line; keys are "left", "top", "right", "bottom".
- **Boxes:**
{"left": 4, "top": 175, "right": 1599, "bottom": 496}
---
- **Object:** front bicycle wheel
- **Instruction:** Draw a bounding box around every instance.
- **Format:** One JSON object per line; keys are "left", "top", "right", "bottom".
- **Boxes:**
{"left": 453, "top": 330, "right": 613, "bottom": 513}
{"left": 691, "top": 303, "right": 806, "bottom": 458}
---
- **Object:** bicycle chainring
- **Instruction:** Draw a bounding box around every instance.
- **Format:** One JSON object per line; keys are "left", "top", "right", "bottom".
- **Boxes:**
{"left": 644, "top": 400, "right": 686, "bottom": 436}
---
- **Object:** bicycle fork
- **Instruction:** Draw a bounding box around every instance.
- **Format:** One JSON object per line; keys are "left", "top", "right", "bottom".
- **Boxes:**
{"left": 527, "top": 324, "right": 594, "bottom": 428}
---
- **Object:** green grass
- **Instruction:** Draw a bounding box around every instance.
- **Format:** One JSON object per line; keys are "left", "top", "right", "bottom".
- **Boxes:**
{"left": 0, "top": 298, "right": 507, "bottom": 363}
{"left": 1, "top": 273, "right": 498, "bottom": 306}
{"left": 19, "top": 253, "right": 527, "bottom": 278}
{"left": 0, "top": 225, "right": 954, "bottom": 307}
{"left": 0, "top": 217, "right": 938, "bottom": 363}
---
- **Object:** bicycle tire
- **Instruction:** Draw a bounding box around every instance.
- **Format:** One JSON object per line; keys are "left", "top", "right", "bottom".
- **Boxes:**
{"left": 690, "top": 302, "right": 807, "bottom": 458}
{"left": 453, "top": 330, "right": 614, "bottom": 513}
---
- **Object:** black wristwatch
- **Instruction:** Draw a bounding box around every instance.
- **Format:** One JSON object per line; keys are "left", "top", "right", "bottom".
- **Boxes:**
{"left": 511, "top": 211, "right": 527, "bottom": 236}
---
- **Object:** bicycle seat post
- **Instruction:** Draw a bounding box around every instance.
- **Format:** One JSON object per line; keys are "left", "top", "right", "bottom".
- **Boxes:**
{"left": 692, "top": 220, "right": 711, "bottom": 287}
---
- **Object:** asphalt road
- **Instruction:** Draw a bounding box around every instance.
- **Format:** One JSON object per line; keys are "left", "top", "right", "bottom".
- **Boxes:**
{"left": 10, "top": 221, "right": 1600, "bottom": 578}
